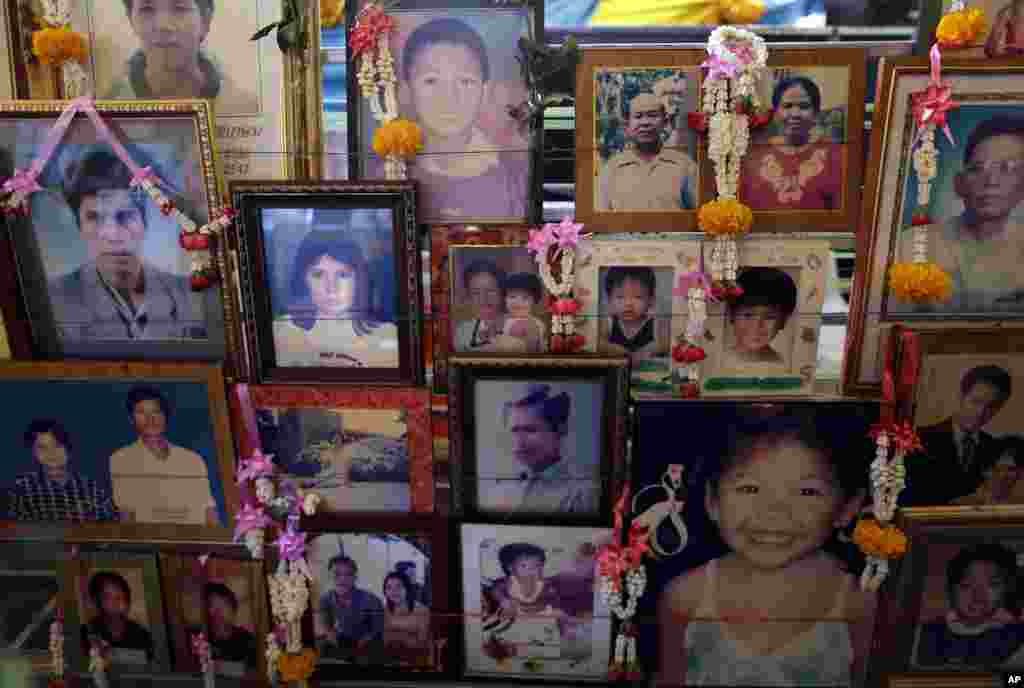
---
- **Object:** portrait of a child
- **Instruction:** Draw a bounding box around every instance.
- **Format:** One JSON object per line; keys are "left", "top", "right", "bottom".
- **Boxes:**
{"left": 501, "top": 272, "right": 547, "bottom": 353}
{"left": 598, "top": 266, "right": 670, "bottom": 360}
{"left": 724, "top": 267, "right": 799, "bottom": 367}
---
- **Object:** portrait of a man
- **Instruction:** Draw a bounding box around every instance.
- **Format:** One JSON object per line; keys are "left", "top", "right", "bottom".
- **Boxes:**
{"left": 594, "top": 70, "right": 699, "bottom": 212}
{"left": 193, "top": 582, "right": 258, "bottom": 670}
{"left": 473, "top": 381, "right": 603, "bottom": 516}
{"left": 81, "top": 570, "right": 155, "bottom": 665}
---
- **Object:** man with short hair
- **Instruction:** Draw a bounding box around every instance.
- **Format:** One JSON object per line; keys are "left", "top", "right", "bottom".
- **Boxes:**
{"left": 316, "top": 556, "right": 385, "bottom": 660}
{"left": 596, "top": 92, "right": 698, "bottom": 211}
{"left": 82, "top": 571, "right": 154, "bottom": 664}
{"left": 196, "top": 582, "right": 258, "bottom": 670}
{"left": 901, "top": 364, "right": 1013, "bottom": 506}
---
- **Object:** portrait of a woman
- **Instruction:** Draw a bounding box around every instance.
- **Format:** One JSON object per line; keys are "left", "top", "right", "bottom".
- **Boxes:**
{"left": 382, "top": 571, "right": 430, "bottom": 664}
{"left": 273, "top": 230, "right": 399, "bottom": 369}
{"left": 739, "top": 75, "right": 843, "bottom": 210}
{"left": 106, "top": 0, "right": 259, "bottom": 115}
{"left": 453, "top": 259, "right": 527, "bottom": 354}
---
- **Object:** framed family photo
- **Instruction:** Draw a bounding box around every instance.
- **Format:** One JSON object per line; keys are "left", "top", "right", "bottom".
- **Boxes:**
{"left": 917, "top": 0, "right": 1024, "bottom": 58}
{"left": 62, "top": 549, "right": 171, "bottom": 672}
{"left": 348, "top": 0, "right": 542, "bottom": 224}
{"left": 0, "top": 361, "right": 237, "bottom": 542}
{"left": 447, "top": 355, "right": 629, "bottom": 523}
{"left": 305, "top": 515, "right": 452, "bottom": 680}
{"left": 229, "top": 181, "right": 422, "bottom": 385}
{"left": 233, "top": 384, "right": 434, "bottom": 515}
{"left": 0, "top": 100, "right": 235, "bottom": 366}
{"left": 629, "top": 399, "right": 880, "bottom": 688}
{"left": 429, "top": 224, "right": 531, "bottom": 394}
{"left": 846, "top": 59, "right": 1024, "bottom": 395}
{"left": 459, "top": 522, "right": 615, "bottom": 682}
{"left": 0, "top": 542, "right": 60, "bottom": 672}
{"left": 575, "top": 48, "right": 705, "bottom": 233}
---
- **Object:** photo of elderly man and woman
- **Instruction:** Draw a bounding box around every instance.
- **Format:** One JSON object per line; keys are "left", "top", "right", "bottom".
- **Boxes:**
{"left": 310, "top": 532, "right": 433, "bottom": 669}
{"left": 901, "top": 355, "right": 1024, "bottom": 507}
{"left": 461, "top": 524, "right": 614, "bottom": 681}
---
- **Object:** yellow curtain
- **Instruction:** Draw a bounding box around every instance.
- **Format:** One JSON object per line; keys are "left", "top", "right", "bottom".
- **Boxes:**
{"left": 591, "top": 0, "right": 764, "bottom": 25}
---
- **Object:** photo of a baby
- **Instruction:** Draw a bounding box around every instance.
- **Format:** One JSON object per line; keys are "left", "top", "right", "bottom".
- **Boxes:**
{"left": 597, "top": 266, "right": 673, "bottom": 361}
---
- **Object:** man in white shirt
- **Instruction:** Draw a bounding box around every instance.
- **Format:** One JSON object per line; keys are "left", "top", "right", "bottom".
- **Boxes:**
{"left": 109, "top": 385, "right": 219, "bottom": 525}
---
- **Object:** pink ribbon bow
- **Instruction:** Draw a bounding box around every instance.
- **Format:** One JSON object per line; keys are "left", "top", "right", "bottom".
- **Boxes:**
{"left": 702, "top": 53, "right": 739, "bottom": 82}
{"left": 911, "top": 44, "right": 958, "bottom": 146}
{"left": 236, "top": 450, "right": 275, "bottom": 484}
{"left": 275, "top": 522, "right": 308, "bottom": 562}
{"left": 232, "top": 502, "right": 272, "bottom": 541}
{"left": 1, "top": 167, "right": 42, "bottom": 196}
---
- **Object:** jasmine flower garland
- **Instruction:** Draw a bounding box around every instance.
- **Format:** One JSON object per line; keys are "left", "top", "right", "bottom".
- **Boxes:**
{"left": 36, "top": 0, "right": 91, "bottom": 96}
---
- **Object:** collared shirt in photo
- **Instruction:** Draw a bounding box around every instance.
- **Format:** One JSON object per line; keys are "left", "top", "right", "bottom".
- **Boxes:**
{"left": 596, "top": 146, "right": 698, "bottom": 211}
{"left": 478, "top": 459, "right": 599, "bottom": 514}
{"left": 8, "top": 468, "right": 116, "bottom": 522}
{"left": 109, "top": 440, "right": 215, "bottom": 525}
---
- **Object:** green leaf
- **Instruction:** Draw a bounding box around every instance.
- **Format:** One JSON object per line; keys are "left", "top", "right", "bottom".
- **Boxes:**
{"left": 250, "top": 22, "right": 280, "bottom": 41}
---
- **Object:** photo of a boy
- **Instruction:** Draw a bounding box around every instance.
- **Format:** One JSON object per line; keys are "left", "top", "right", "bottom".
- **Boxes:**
{"left": 724, "top": 267, "right": 799, "bottom": 367}
{"left": 501, "top": 273, "right": 547, "bottom": 353}
{"left": 599, "top": 266, "right": 668, "bottom": 359}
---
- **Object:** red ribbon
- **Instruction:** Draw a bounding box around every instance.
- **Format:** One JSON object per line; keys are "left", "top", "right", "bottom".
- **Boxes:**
{"left": 882, "top": 327, "right": 921, "bottom": 424}
{"left": 911, "top": 44, "right": 958, "bottom": 146}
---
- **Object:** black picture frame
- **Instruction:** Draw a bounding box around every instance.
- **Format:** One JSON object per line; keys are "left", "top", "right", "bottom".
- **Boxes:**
{"left": 228, "top": 180, "right": 423, "bottom": 385}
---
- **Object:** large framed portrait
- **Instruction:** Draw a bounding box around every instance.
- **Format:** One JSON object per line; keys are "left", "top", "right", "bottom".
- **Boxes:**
{"left": 159, "top": 551, "right": 269, "bottom": 678}
{"left": 228, "top": 181, "right": 422, "bottom": 385}
{"left": 629, "top": 399, "right": 880, "bottom": 688}
{"left": 0, "top": 361, "right": 238, "bottom": 542}
{"left": 0, "top": 542, "right": 60, "bottom": 672}
{"left": 459, "top": 523, "right": 615, "bottom": 682}
{"left": 867, "top": 512, "right": 1024, "bottom": 686}
{"left": 575, "top": 48, "right": 705, "bottom": 233}
{"left": 62, "top": 549, "right": 171, "bottom": 671}
{"left": 846, "top": 59, "right": 1024, "bottom": 395}
{"left": 917, "top": 0, "right": 1024, "bottom": 58}
{"left": 574, "top": 238, "right": 701, "bottom": 394}
{"left": 448, "top": 355, "right": 629, "bottom": 523}
{"left": 0, "top": 100, "right": 235, "bottom": 366}
{"left": 430, "top": 224, "right": 531, "bottom": 394}
{"left": 233, "top": 384, "right": 435, "bottom": 515}
{"left": 305, "top": 515, "right": 453, "bottom": 679}
{"left": 348, "top": 0, "right": 542, "bottom": 224}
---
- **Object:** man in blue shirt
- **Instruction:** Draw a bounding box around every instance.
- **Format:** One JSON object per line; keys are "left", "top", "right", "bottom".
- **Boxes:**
{"left": 317, "top": 555, "right": 385, "bottom": 660}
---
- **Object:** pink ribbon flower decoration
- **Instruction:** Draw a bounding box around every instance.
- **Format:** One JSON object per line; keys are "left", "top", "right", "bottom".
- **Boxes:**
{"left": 237, "top": 450, "right": 276, "bottom": 484}
{"left": 192, "top": 632, "right": 212, "bottom": 672}
{"left": 702, "top": 52, "right": 740, "bottom": 82}
{"left": 912, "top": 44, "right": 958, "bottom": 146}
{"left": 526, "top": 223, "right": 557, "bottom": 256}
{"left": 673, "top": 269, "right": 716, "bottom": 301}
{"left": 1, "top": 166, "right": 44, "bottom": 215}
{"left": 870, "top": 421, "right": 924, "bottom": 455}
{"left": 233, "top": 502, "right": 272, "bottom": 542}
{"left": 554, "top": 216, "right": 584, "bottom": 249}
{"left": 275, "top": 523, "right": 308, "bottom": 563}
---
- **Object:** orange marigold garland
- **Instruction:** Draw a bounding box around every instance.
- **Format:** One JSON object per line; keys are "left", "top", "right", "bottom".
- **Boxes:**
{"left": 32, "top": 0, "right": 90, "bottom": 96}
{"left": 936, "top": 1, "right": 986, "bottom": 49}
{"left": 278, "top": 648, "right": 318, "bottom": 685}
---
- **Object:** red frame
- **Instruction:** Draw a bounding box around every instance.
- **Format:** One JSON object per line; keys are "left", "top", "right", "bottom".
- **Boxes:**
{"left": 232, "top": 384, "right": 434, "bottom": 514}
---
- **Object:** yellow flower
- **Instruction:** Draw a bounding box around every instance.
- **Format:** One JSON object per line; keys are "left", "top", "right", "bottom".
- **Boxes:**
{"left": 936, "top": 7, "right": 986, "bottom": 48}
{"left": 889, "top": 261, "right": 953, "bottom": 304}
{"left": 853, "top": 518, "right": 909, "bottom": 559}
{"left": 32, "top": 27, "right": 88, "bottom": 66}
{"left": 721, "top": 0, "right": 766, "bottom": 24}
{"left": 277, "top": 649, "right": 318, "bottom": 683}
{"left": 698, "top": 199, "right": 753, "bottom": 236}
{"left": 321, "top": 0, "right": 345, "bottom": 29}
{"left": 372, "top": 118, "right": 423, "bottom": 159}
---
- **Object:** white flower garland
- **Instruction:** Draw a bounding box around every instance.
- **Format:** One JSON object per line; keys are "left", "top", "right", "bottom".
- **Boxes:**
{"left": 599, "top": 567, "right": 646, "bottom": 671}
{"left": 49, "top": 616, "right": 64, "bottom": 678}
{"left": 354, "top": 5, "right": 407, "bottom": 180}
{"left": 539, "top": 246, "right": 576, "bottom": 336}
{"left": 265, "top": 633, "right": 282, "bottom": 684}
{"left": 910, "top": 124, "right": 938, "bottom": 264}
{"left": 684, "top": 286, "right": 708, "bottom": 385}
{"left": 859, "top": 427, "right": 913, "bottom": 592}
{"left": 268, "top": 568, "right": 310, "bottom": 654}
{"left": 39, "top": 0, "right": 91, "bottom": 97}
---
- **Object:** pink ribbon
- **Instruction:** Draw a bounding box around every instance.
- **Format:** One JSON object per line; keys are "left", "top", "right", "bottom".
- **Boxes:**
{"left": 911, "top": 44, "right": 958, "bottom": 146}
{"left": 237, "top": 450, "right": 276, "bottom": 484}
{"left": 275, "top": 524, "right": 307, "bottom": 562}
{"left": 232, "top": 502, "right": 272, "bottom": 541}
{"left": 702, "top": 53, "right": 739, "bottom": 82}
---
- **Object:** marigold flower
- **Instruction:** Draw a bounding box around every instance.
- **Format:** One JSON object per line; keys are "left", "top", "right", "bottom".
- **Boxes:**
{"left": 889, "top": 261, "right": 953, "bottom": 304}
{"left": 721, "top": 0, "right": 766, "bottom": 25}
{"left": 853, "top": 518, "right": 908, "bottom": 559}
{"left": 32, "top": 27, "right": 89, "bottom": 66}
{"left": 698, "top": 199, "right": 753, "bottom": 236}
{"left": 277, "top": 648, "right": 317, "bottom": 682}
{"left": 936, "top": 7, "right": 986, "bottom": 49}
{"left": 372, "top": 118, "right": 423, "bottom": 159}
{"left": 321, "top": 0, "right": 345, "bottom": 29}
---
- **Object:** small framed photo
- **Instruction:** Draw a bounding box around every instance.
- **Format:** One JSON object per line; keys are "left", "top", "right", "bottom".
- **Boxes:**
{"left": 159, "top": 551, "right": 269, "bottom": 678}
{"left": 62, "top": 549, "right": 171, "bottom": 671}
{"left": 868, "top": 512, "right": 1024, "bottom": 685}
{"left": 0, "top": 100, "right": 235, "bottom": 365}
{"left": 448, "top": 355, "right": 629, "bottom": 522}
{"left": 348, "top": 0, "right": 542, "bottom": 224}
{"left": 846, "top": 58, "right": 1024, "bottom": 395}
{"left": 228, "top": 180, "right": 422, "bottom": 385}
{"left": 917, "top": 0, "right": 1024, "bottom": 58}
{"left": 0, "top": 542, "right": 61, "bottom": 672}
{"left": 701, "top": 237, "right": 830, "bottom": 397}
{"left": 0, "top": 361, "right": 238, "bottom": 542}
{"left": 430, "top": 224, "right": 531, "bottom": 394}
{"left": 459, "top": 522, "right": 615, "bottom": 682}
{"left": 629, "top": 399, "right": 880, "bottom": 687}
{"left": 233, "top": 384, "right": 435, "bottom": 515}
{"left": 574, "top": 238, "right": 701, "bottom": 394}
{"left": 575, "top": 48, "right": 705, "bottom": 232}
{"left": 306, "top": 515, "right": 452, "bottom": 679}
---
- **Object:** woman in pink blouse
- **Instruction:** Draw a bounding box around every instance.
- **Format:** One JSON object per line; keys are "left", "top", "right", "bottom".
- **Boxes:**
{"left": 740, "top": 75, "right": 843, "bottom": 210}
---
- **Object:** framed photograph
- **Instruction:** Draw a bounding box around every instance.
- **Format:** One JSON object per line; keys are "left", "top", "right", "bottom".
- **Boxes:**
{"left": 575, "top": 48, "right": 705, "bottom": 232}
{"left": 846, "top": 58, "right": 1024, "bottom": 395}
{"left": 0, "top": 361, "right": 238, "bottom": 542}
{"left": 430, "top": 225, "right": 531, "bottom": 394}
{"left": 233, "top": 384, "right": 435, "bottom": 515}
{"left": 629, "top": 399, "right": 880, "bottom": 687}
{"left": 306, "top": 515, "right": 452, "bottom": 679}
{"left": 704, "top": 47, "right": 867, "bottom": 232}
{"left": 0, "top": 100, "right": 236, "bottom": 366}
{"left": 574, "top": 238, "right": 701, "bottom": 394}
{"left": 459, "top": 522, "right": 615, "bottom": 682}
{"left": 159, "top": 551, "right": 268, "bottom": 678}
{"left": 699, "top": 237, "right": 830, "bottom": 397}
{"left": 0, "top": 542, "right": 60, "bottom": 672}
{"left": 348, "top": 0, "right": 542, "bottom": 224}
{"left": 62, "top": 549, "right": 170, "bottom": 671}
{"left": 448, "top": 355, "right": 629, "bottom": 522}
{"left": 867, "top": 512, "right": 1024, "bottom": 686}
{"left": 917, "top": 0, "right": 1024, "bottom": 59}
{"left": 228, "top": 181, "right": 422, "bottom": 385}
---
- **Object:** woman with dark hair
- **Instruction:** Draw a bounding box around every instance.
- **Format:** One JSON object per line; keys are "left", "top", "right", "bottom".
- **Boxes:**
{"left": 453, "top": 259, "right": 526, "bottom": 353}
{"left": 916, "top": 543, "right": 1024, "bottom": 666}
{"left": 381, "top": 571, "right": 430, "bottom": 664}
{"left": 82, "top": 571, "right": 155, "bottom": 664}
{"left": 107, "top": 0, "right": 258, "bottom": 115}
{"left": 739, "top": 75, "right": 843, "bottom": 210}
{"left": 273, "top": 230, "right": 399, "bottom": 368}
{"left": 724, "top": 267, "right": 799, "bottom": 366}
{"left": 8, "top": 419, "right": 116, "bottom": 522}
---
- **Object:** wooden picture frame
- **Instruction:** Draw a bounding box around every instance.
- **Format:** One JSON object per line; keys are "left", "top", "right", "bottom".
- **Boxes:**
{"left": 0, "top": 541, "right": 60, "bottom": 673}
{"left": 447, "top": 355, "right": 629, "bottom": 524}
{"left": 228, "top": 180, "right": 422, "bottom": 385}
{"left": 0, "top": 361, "right": 238, "bottom": 543}
{"left": 302, "top": 514, "right": 454, "bottom": 681}
{"left": 232, "top": 384, "right": 435, "bottom": 516}
{"left": 0, "top": 99, "right": 239, "bottom": 371}
{"left": 845, "top": 58, "right": 1024, "bottom": 395}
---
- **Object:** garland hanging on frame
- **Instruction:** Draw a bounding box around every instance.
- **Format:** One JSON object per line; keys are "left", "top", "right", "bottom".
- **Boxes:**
{"left": 526, "top": 216, "right": 591, "bottom": 352}
{"left": 31, "top": 0, "right": 91, "bottom": 97}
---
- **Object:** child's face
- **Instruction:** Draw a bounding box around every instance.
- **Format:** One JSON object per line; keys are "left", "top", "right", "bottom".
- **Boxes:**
{"left": 731, "top": 304, "right": 784, "bottom": 353}
{"left": 407, "top": 42, "right": 486, "bottom": 140}
{"left": 506, "top": 290, "right": 535, "bottom": 318}
{"left": 512, "top": 556, "right": 544, "bottom": 581}
{"left": 706, "top": 437, "right": 859, "bottom": 571}
{"left": 953, "top": 560, "right": 1009, "bottom": 626}
{"left": 608, "top": 278, "right": 653, "bottom": 324}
